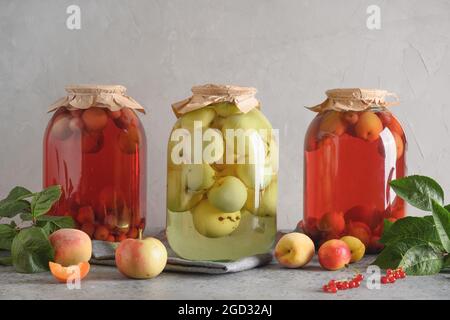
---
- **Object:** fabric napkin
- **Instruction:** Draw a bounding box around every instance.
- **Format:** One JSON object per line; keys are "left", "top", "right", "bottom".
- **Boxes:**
{"left": 90, "top": 231, "right": 275, "bottom": 274}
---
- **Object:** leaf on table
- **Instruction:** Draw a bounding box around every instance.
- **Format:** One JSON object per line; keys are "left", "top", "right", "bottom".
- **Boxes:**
{"left": 0, "top": 224, "right": 18, "bottom": 250}
{"left": 0, "top": 255, "right": 12, "bottom": 266}
{"left": 11, "top": 227, "right": 54, "bottom": 273}
{"left": 380, "top": 216, "right": 442, "bottom": 247}
{"left": 374, "top": 238, "right": 444, "bottom": 275}
{"left": 431, "top": 200, "right": 450, "bottom": 253}
{"left": 390, "top": 175, "right": 444, "bottom": 211}
{"left": 30, "top": 185, "right": 61, "bottom": 218}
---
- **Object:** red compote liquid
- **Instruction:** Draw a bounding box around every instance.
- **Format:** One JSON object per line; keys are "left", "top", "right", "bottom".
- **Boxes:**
{"left": 43, "top": 106, "right": 146, "bottom": 241}
{"left": 303, "top": 109, "right": 406, "bottom": 252}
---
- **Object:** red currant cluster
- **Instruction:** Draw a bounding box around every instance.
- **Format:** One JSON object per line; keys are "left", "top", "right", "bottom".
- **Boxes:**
{"left": 322, "top": 274, "right": 364, "bottom": 294}
{"left": 381, "top": 268, "right": 406, "bottom": 284}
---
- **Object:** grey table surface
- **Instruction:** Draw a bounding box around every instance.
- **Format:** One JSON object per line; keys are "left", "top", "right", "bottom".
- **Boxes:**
{"left": 0, "top": 256, "right": 449, "bottom": 300}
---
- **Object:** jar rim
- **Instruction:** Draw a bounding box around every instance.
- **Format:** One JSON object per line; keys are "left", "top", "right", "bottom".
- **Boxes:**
{"left": 65, "top": 85, "right": 127, "bottom": 95}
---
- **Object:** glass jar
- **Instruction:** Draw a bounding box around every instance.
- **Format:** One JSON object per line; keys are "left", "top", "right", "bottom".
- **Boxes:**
{"left": 43, "top": 85, "right": 147, "bottom": 241}
{"left": 302, "top": 89, "right": 406, "bottom": 253}
{"left": 166, "top": 84, "right": 278, "bottom": 261}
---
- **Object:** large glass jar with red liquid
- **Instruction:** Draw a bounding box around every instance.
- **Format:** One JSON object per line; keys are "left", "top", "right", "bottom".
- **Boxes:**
{"left": 43, "top": 85, "right": 147, "bottom": 242}
{"left": 302, "top": 89, "right": 406, "bottom": 253}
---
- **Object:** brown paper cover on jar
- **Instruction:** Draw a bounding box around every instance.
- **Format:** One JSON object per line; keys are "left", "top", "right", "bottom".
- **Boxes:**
{"left": 48, "top": 85, "right": 145, "bottom": 113}
{"left": 171, "top": 84, "right": 260, "bottom": 117}
{"left": 307, "top": 88, "right": 399, "bottom": 113}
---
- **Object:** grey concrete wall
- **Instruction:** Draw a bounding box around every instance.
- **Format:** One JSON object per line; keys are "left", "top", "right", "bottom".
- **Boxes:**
{"left": 1, "top": 0, "right": 450, "bottom": 231}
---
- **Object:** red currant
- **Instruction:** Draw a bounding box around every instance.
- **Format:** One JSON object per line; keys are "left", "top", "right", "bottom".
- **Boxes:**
{"left": 323, "top": 285, "right": 329, "bottom": 292}
{"left": 348, "top": 281, "right": 357, "bottom": 288}
{"left": 399, "top": 271, "right": 406, "bottom": 278}
{"left": 328, "top": 280, "right": 336, "bottom": 286}
{"left": 328, "top": 286, "right": 337, "bottom": 293}
{"left": 387, "top": 276, "right": 396, "bottom": 283}
{"left": 386, "top": 268, "right": 393, "bottom": 275}
{"left": 354, "top": 274, "right": 364, "bottom": 282}
{"left": 341, "top": 281, "right": 349, "bottom": 290}
{"left": 381, "top": 276, "right": 388, "bottom": 284}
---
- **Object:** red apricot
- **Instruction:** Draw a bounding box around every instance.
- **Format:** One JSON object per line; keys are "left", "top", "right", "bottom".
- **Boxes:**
{"left": 118, "top": 126, "right": 141, "bottom": 154}
{"left": 94, "top": 225, "right": 110, "bottom": 241}
{"left": 108, "top": 110, "right": 122, "bottom": 119}
{"left": 127, "top": 227, "right": 139, "bottom": 239}
{"left": 344, "top": 205, "right": 382, "bottom": 229}
{"left": 318, "top": 239, "right": 351, "bottom": 271}
{"left": 82, "top": 107, "right": 108, "bottom": 132}
{"left": 319, "top": 111, "right": 347, "bottom": 137}
{"left": 318, "top": 211, "right": 345, "bottom": 236}
{"left": 114, "top": 108, "right": 138, "bottom": 130}
{"left": 346, "top": 221, "right": 372, "bottom": 247}
{"left": 69, "top": 117, "right": 84, "bottom": 132}
{"left": 106, "top": 235, "right": 116, "bottom": 242}
{"left": 355, "top": 111, "right": 383, "bottom": 141}
{"left": 81, "top": 131, "right": 104, "bottom": 153}
{"left": 342, "top": 112, "right": 359, "bottom": 125}
{"left": 116, "top": 233, "right": 128, "bottom": 242}
{"left": 368, "top": 236, "right": 384, "bottom": 253}
{"left": 70, "top": 109, "right": 83, "bottom": 118}
{"left": 76, "top": 206, "right": 95, "bottom": 225}
{"left": 80, "top": 222, "right": 95, "bottom": 238}
{"left": 51, "top": 113, "right": 72, "bottom": 140}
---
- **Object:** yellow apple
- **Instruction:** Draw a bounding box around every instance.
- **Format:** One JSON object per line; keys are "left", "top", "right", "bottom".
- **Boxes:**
{"left": 192, "top": 200, "right": 241, "bottom": 238}
{"left": 207, "top": 176, "right": 247, "bottom": 212}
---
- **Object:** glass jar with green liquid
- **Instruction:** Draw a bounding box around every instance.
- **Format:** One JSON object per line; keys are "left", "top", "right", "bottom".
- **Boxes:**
{"left": 166, "top": 84, "right": 278, "bottom": 261}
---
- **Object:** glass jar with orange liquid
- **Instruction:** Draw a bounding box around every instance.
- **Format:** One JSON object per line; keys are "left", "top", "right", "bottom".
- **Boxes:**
{"left": 43, "top": 85, "right": 147, "bottom": 241}
{"left": 302, "top": 89, "right": 406, "bottom": 253}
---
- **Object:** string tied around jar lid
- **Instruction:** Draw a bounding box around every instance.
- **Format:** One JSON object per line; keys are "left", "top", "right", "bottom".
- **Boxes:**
{"left": 307, "top": 88, "right": 399, "bottom": 113}
{"left": 48, "top": 84, "right": 146, "bottom": 113}
{"left": 171, "top": 84, "right": 260, "bottom": 117}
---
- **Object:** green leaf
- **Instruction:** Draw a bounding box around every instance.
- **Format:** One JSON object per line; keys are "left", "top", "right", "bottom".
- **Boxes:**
{"left": 374, "top": 239, "right": 444, "bottom": 275}
{"left": 431, "top": 200, "right": 450, "bottom": 252}
{"left": 383, "top": 218, "right": 395, "bottom": 236}
{"left": 20, "top": 213, "right": 33, "bottom": 221}
{"left": 380, "top": 216, "right": 442, "bottom": 247}
{"left": 444, "top": 255, "right": 450, "bottom": 269}
{"left": 445, "top": 205, "right": 450, "bottom": 212}
{"left": 0, "top": 199, "right": 30, "bottom": 218}
{"left": 390, "top": 175, "right": 444, "bottom": 211}
{"left": 36, "top": 215, "right": 75, "bottom": 236}
{"left": 0, "top": 255, "right": 12, "bottom": 266}
{"left": 0, "top": 224, "right": 18, "bottom": 250}
{"left": 11, "top": 227, "right": 54, "bottom": 273}
{"left": 30, "top": 185, "right": 61, "bottom": 218}
{"left": 5, "top": 187, "right": 32, "bottom": 201}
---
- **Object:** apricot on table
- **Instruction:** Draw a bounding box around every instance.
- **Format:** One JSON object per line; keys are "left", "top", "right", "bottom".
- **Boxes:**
{"left": 82, "top": 107, "right": 108, "bottom": 132}
{"left": 76, "top": 206, "right": 95, "bottom": 225}
{"left": 354, "top": 111, "right": 383, "bottom": 141}
{"left": 49, "top": 229, "right": 92, "bottom": 267}
{"left": 94, "top": 225, "right": 110, "bottom": 241}
{"left": 118, "top": 126, "right": 141, "bottom": 154}
{"left": 275, "top": 233, "right": 315, "bottom": 268}
{"left": 318, "top": 239, "right": 351, "bottom": 271}
{"left": 340, "top": 235, "right": 365, "bottom": 263}
{"left": 51, "top": 113, "right": 72, "bottom": 140}
{"left": 319, "top": 111, "right": 347, "bottom": 137}
{"left": 49, "top": 261, "right": 90, "bottom": 283}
